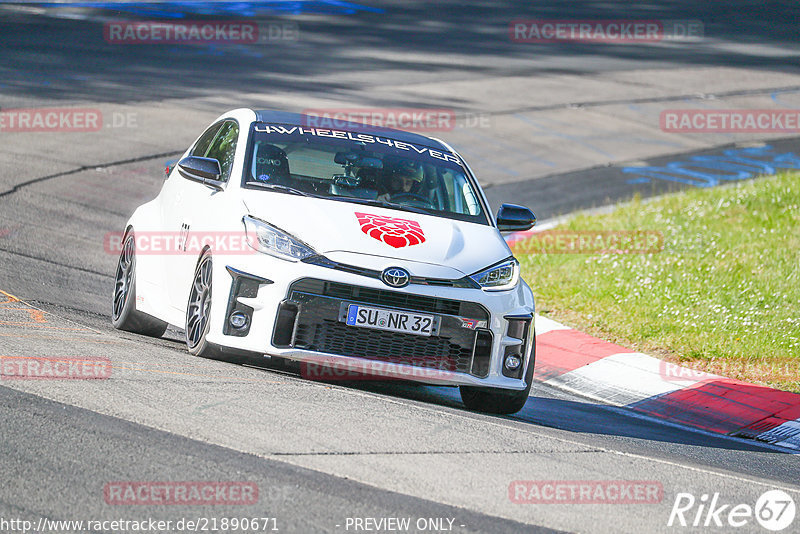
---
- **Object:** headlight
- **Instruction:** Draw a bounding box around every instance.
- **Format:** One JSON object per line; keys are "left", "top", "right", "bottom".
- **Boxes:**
{"left": 243, "top": 216, "right": 316, "bottom": 261}
{"left": 470, "top": 258, "right": 519, "bottom": 291}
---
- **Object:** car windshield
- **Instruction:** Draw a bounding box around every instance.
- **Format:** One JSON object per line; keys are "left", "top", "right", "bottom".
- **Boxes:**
{"left": 243, "top": 123, "right": 489, "bottom": 224}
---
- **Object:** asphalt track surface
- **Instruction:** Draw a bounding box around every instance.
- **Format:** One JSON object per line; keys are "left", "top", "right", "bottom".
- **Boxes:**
{"left": 1, "top": 2, "right": 800, "bottom": 533}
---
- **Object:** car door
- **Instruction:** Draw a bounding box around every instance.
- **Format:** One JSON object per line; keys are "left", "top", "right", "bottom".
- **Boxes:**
{"left": 134, "top": 121, "right": 223, "bottom": 321}
{"left": 164, "top": 120, "right": 240, "bottom": 313}
{"left": 158, "top": 120, "right": 223, "bottom": 238}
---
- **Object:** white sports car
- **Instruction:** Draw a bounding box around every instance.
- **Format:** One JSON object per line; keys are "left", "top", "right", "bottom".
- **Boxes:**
{"left": 112, "top": 109, "right": 537, "bottom": 414}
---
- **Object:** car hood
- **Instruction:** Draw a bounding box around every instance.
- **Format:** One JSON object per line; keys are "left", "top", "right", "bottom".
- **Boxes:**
{"left": 241, "top": 193, "right": 511, "bottom": 276}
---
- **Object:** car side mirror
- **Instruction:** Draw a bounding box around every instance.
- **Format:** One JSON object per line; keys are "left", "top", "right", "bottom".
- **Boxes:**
{"left": 177, "top": 156, "right": 224, "bottom": 191}
{"left": 496, "top": 203, "right": 536, "bottom": 232}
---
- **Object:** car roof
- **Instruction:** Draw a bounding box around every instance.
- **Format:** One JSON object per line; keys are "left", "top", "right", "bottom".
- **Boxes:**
{"left": 253, "top": 110, "right": 450, "bottom": 151}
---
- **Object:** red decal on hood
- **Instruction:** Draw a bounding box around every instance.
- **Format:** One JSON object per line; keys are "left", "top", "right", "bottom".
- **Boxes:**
{"left": 355, "top": 212, "right": 425, "bottom": 248}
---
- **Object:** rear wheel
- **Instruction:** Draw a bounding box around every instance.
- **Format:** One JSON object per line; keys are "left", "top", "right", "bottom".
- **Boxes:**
{"left": 460, "top": 334, "right": 536, "bottom": 415}
{"left": 111, "top": 231, "right": 168, "bottom": 337}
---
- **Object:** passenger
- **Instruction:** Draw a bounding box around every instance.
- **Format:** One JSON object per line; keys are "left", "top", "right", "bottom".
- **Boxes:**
{"left": 253, "top": 143, "right": 290, "bottom": 185}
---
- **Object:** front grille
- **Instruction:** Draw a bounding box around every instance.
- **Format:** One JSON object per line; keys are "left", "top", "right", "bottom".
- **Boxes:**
{"left": 295, "top": 320, "right": 473, "bottom": 372}
{"left": 281, "top": 278, "right": 491, "bottom": 377}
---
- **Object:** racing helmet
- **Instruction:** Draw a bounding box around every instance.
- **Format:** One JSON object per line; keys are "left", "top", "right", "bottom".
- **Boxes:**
{"left": 392, "top": 160, "right": 424, "bottom": 183}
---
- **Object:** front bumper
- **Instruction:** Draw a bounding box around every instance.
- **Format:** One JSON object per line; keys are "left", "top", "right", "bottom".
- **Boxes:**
{"left": 205, "top": 254, "right": 535, "bottom": 390}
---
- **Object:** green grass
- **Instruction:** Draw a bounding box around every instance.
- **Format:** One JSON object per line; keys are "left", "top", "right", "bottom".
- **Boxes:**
{"left": 518, "top": 172, "right": 800, "bottom": 392}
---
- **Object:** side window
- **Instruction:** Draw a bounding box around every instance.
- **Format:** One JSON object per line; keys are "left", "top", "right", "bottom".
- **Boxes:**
{"left": 441, "top": 170, "right": 480, "bottom": 215}
{"left": 204, "top": 121, "right": 239, "bottom": 182}
{"left": 191, "top": 123, "right": 222, "bottom": 157}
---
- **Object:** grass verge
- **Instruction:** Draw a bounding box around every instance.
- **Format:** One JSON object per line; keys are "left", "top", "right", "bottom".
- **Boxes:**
{"left": 517, "top": 172, "right": 800, "bottom": 392}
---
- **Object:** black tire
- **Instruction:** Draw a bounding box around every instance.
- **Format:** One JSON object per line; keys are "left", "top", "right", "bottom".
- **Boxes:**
{"left": 185, "top": 250, "right": 226, "bottom": 359}
{"left": 184, "top": 250, "right": 264, "bottom": 364}
{"left": 460, "top": 333, "right": 536, "bottom": 415}
{"left": 111, "top": 231, "right": 168, "bottom": 337}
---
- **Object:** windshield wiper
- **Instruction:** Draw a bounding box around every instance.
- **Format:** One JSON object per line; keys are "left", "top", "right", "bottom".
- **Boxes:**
{"left": 246, "top": 182, "right": 312, "bottom": 197}
{"left": 247, "top": 183, "right": 430, "bottom": 214}
{"left": 332, "top": 197, "right": 431, "bottom": 215}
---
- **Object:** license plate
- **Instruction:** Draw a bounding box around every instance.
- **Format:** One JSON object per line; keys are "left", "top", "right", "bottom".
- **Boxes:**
{"left": 344, "top": 304, "right": 437, "bottom": 337}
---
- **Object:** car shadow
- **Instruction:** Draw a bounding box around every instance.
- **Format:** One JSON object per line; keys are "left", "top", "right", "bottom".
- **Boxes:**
{"left": 124, "top": 323, "right": 792, "bottom": 456}
{"left": 294, "top": 376, "right": 791, "bottom": 454}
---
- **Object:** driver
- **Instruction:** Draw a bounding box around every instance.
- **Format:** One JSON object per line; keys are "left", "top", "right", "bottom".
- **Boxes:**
{"left": 378, "top": 161, "right": 424, "bottom": 202}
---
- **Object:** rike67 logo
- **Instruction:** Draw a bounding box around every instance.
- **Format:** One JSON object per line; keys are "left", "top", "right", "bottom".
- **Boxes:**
{"left": 355, "top": 212, "right": 425, "bottom": 249}
{"left": 668, "top": 490, "right": 796, "bottom": 531}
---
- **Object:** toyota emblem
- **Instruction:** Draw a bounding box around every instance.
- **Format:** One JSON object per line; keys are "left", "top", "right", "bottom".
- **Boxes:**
{"left": 381, "top": 267, "right": 410, "bottom": 288}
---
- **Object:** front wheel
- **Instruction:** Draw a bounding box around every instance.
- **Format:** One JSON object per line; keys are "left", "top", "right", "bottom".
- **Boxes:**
{"left": 184, "top": 251, "right": 265, "bottom": 364}
{"left": 111, "top": 231, "right": 168, "bottom": 337}
{"left": 185, "top": 250, "right": 225, "bottom": 359}
{"left": 460, "top": 334, "right": 536, "bottom": 415}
